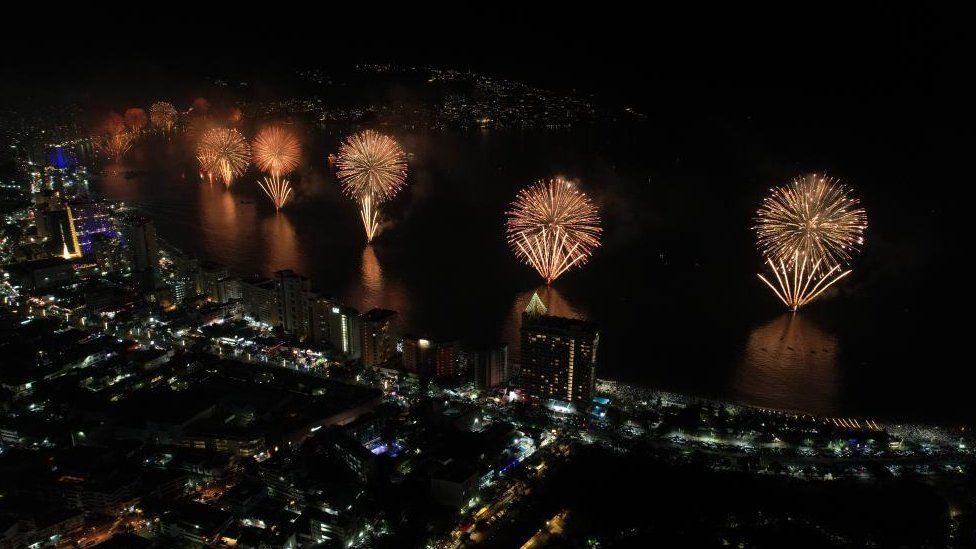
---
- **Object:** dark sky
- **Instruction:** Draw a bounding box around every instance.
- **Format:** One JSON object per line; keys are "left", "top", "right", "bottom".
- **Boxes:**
{"left": 1, "top": 5, "right": 955, "bottom": 103}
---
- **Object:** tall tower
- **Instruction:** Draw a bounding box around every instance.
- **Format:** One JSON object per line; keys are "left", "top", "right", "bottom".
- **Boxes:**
{"left": 326, "top": 302, "right": 362, "bottom": 359}
{"left": 519, "top": 292, "right": 599, "bottom": 405}
{"left": 274, "top": 270, "right": 313, "bottom": 340}
{"left": 119, "top": 213, "right": 160, "bottom": 293}
{"left": 360, "top": 308, "right": 398, "bottom": 368}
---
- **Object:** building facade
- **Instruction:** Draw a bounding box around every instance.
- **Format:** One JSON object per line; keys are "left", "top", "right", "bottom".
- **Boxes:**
{"left": 518, "top": 293, "right": 598, "bottom": 404}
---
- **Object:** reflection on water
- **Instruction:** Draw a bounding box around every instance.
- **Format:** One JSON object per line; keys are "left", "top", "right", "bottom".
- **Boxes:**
{"left": 503, "top": 285, "right": 586, "bottom": 361}
{"left": 88, "top": 131, "right": 944, "bottom": 421}
{"left": 734, "top": 313, "right": 840, "bottom": 415}
{"left": 345, "top": 246, "right": 409, "bottom": 318}
{"left": 195, "top": 182, "right": 259, "bottom": 271}
{"left": 260, "top": 213, "right": 305, "bottom": 276}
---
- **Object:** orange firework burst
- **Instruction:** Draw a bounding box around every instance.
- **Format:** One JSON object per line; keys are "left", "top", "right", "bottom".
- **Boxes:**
{"left": 336, "top": 130, "right": 408, "bottom": 242}
{"left": 754, "top": 174, "right": 868, "bottom": 310}
{"left": 124, "top": 108, "right": 148, "bottom": 132}
{"left": 197, "top": 128, "right": 250, "bottom": 186}
{"left": 150, "top": 102, "right": 178, "bottom": 131}
{"left": 506, "top": 178, "right": 602, "bottom": 284}
{"left": 253, "top": 126, "right": 301, "bottom": 176}
{"left": 257, "top": 174, "right": 294, "bottom": 210}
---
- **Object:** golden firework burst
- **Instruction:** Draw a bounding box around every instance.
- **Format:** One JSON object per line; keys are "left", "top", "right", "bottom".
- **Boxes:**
{"left": 253, "top": 126, "right": 301, "bottom": 176}
{"left": 506, "top": 178, "right": 602, "bottom": 284}
{"left": 197, "top": 128, "right": 250, "bottom": 186}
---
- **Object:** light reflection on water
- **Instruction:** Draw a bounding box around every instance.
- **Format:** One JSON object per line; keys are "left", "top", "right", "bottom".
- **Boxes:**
{"left": 734, "top": 313, "right": 840, "bottom": 415}
{"left": 260, "top": 212, "right": 306, "bottom": 277}
{"left": 88, "top": 130, "right": 954, "bottom": 422}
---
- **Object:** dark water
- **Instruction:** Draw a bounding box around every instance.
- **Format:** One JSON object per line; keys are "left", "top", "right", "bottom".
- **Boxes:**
{"left": 94, "top": 126, "right": 963, "bottom": 424}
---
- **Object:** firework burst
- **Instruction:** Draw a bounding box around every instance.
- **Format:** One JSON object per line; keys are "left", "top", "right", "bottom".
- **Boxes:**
{"left": 197, "top": 128, "right": 250, "bottom": 186}
{"left": 506, "top": 178, "right": 602, "bottom": 284}
{"left": 124, "top": 108, "right": 148, "bottom": 132}
{"left": 150, "top": 102, "right": 178, "bottom": 131}
{"left": 754, "top": 174, "right": 867, "bottom": 310}
{"left": 336, "top": 130, "right": 408, "bottom": 242}
{"left": 253, "top": 126, "right": 301, "bottom": 176}
{"left": 755, "top": 174, "right": 866, "bottom": 267}
{"left": 257, "top": 174, "right": 294, "bottom": 211}
{"left": 99, "top": 132, "right": 133, "bottom": 162}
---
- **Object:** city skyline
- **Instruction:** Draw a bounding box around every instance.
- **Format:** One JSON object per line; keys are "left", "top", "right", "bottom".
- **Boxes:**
{"left": 1, "top": 11, "right": 965, "bottom": 548}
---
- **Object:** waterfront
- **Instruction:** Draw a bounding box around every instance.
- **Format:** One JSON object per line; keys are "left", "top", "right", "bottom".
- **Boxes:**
{"left": 95, "top": 126, "right": 959, "bottom": 423}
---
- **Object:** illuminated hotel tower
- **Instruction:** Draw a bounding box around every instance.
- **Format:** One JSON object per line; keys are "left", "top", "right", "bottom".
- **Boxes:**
{"left": 519, "top": 292, "right": 599, "bottom": 404}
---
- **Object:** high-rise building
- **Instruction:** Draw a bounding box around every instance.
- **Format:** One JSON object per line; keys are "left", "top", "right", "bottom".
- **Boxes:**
{"left": 401, "top": 334, "right": 431, "bottom": 374}
{"left": 519, "top": 292, "right": 599, "bottom": 404}
{"left": 216, "top": 276, "right": 242, "bottom": 304}
{"left": 474, "top": 344, "right": 509, "bottom": 389}
{"left": 241, "top": 276, "right": 279, "bottom": 326}
{"left": 118, "top": 213, "right": 160, "bottom": 293}
{"left": 274, "top": 270, "right": 314, "bottom": 340}
{"left": 316, "top": 300, "right": 361, "bottom": 359}
{"left": 167, "top": 253, "right": 200, "bottom": 304}
{"left": 196, "top": 261, "right": 228, "bottom": 301}
{"left": 432, "top": 340, "right": 459, "bottom": 378}
{"left": 360, "top": 308, "right": 398, "bottom": 368}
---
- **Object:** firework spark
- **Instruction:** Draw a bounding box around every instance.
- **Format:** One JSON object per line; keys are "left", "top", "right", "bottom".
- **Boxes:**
{"left": 506, "top": 178, "right": 602, "bottom": 284}
{"left": 253, "top": 126, "right": 301, "bottom": 176}
{"left": 197, "top": 128, "right": 250, "bottom": 186}
{"left": 755, "top": 174, "right": 867, "bottom": 267}
{"left": 99, "top": 132, "right": 133, "bottom": 162}
{"left": 336, "top": 130, "right": 408, "bottom": 242}
{"left": 150, "top": 102, "right": 178, "bottom": 131}
{"left": 124, "top": 108, "right": 148, "bottom": 132}
{"left": 754, "top": 174, "right": 867, "bottom": 310}
{"left": 758, "top": 251, "right": 852, "bottom": 311}
{"left": 257, "top": 174, "right": 294, "bottom": 210}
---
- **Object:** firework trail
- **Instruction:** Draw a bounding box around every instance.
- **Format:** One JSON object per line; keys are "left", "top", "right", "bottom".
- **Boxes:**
{"left": 336, "top": 130, "right": 408, "bottom": 242}
{"left": 754, "top": 174, "right": 867, "bottom": 310}
{"left": 99, "top": 132, "right": 133, "bottom": 162}
{"left": 197, "top": 128, "right": 250, "bottom": 186}
{"left": 258, "top": 174, "right": 294, "bottom": 211}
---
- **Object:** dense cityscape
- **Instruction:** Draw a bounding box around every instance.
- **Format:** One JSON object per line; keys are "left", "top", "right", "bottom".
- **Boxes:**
{"left": 1, "top": 14, "right": 967, "bottom": 549}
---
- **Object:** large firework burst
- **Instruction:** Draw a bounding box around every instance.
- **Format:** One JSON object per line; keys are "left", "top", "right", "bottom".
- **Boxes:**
{"left": 754, "top": 174, "right": 868, "bottom": 310}
{"left": 337, "top": 130, "right": 407, "bottom": 201}
{"left": 755, "top": 174, "right": 866, "bottom": 267}
{"left": 257, "top": 174, "right": 294, "bottom": 211}
{"left": 197, "top": 128, "right": 250, "bottom": 186}
{"left": 150, "top": 102, "right": 178, "bottom": 131}
{"left": 336, "top": 130, "right": 408, "bottom": 242}
{"left": 506, "top": 178, "right": 602, "bottom": 284}
{"left": 253, "top": 126, "right": 301, "bottom": 176}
